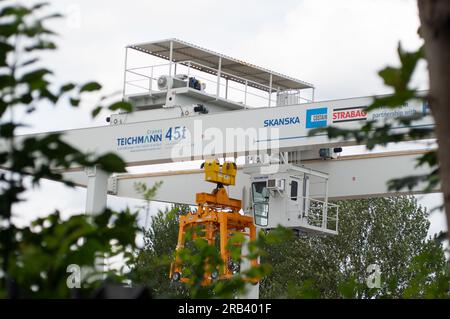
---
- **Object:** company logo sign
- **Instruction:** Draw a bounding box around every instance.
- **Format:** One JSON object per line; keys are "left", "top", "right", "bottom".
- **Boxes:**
{"left": 332, "top": 106, "right": 367, "bottom": 123}
{"left": 306, "top": 107, "right": 328, "bottom": 128}
{"left": 263, "top": 116, "right": 300, "bottom": 127}
{"left": 117, "top": 128, "right": 163, "bottom": 147}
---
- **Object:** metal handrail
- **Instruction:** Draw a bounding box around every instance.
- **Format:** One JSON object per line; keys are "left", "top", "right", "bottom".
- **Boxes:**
{"left": 123, "top": 59, "right": 309, "bottom": 107}
{"left": 181, "top": 60, "right": 276, "bottom": 93}
{"left": 127, "top": 62, "right": 173, "bottom": 71}
{"left": 300, "top": 196, "right": 339, "bottom": 231}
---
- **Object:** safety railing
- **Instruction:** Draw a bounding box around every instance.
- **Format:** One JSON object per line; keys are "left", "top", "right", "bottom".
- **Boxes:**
{"left": 123, "top": 60, "right": 313, "bottom": 108}
{"left": 300, "top": 197, "right": 339, "bottom": 234}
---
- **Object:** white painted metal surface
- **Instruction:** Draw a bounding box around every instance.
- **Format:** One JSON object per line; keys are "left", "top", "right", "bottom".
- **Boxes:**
{"left": 62, "top": 150, "right": 437, "bottom": 205}
{"left": 15, "top": 96, "right": 433, "bottom": 169}
{"left": 244, "top": 163, "right": 338, "bottom": 234}
{"left": 84, "top": 166, "right": 110, "bottom": 215}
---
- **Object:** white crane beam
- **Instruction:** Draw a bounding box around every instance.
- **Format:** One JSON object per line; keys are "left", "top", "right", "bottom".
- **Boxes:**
{"left": 12, "top": 95, "right": 433, "bottom": 168}
{"left": 62, "top": 150, "right": 438, "bottom": 205}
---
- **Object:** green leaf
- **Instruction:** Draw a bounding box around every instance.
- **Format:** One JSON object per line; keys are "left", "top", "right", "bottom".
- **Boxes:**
{"left": 19, "top": 69, "right": 51, "bottom": 92}
{"left": 91, "top": 106, "right": 103, "bottom": 118}
{"left": 59, "top": 83, "right": 76, "bottom": 94}
{"left": 0, "top": 122, "right": 19, "bottom": 137}
{"left": 0, "top": 6, "right": 31, "bottom": 18}
{"left": 25, "top": 40, "right": 57, "bottom": 51}
{"left": 18, "top": 58, "right": 40, "bottom": 67}
{"left": 108, "top": 101, "right": 133, "bottom": 113}
{"left": 31, "top": 3, "right": 51, "bottom": 11}
{"left": 69, "top": 98, "right": 80, "bottom": 107}
{"left": 0, "top": 74, "right": 15, "bottom": 89}
{"left": 379, "top": 67, "right": 402, "bottom": 90}
{"left": 0, "top": 42, "right": 15, "bottom": 54}
{"left": 79, "top": 81, "right": 102, "bottom": 93}
{"left": 96, "top": 153, "right": 127, "bottom": 172}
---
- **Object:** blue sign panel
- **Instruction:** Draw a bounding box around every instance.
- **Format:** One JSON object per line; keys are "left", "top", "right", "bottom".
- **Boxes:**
{"left": 306, "top": 107, "right": 328, "bottom": 128}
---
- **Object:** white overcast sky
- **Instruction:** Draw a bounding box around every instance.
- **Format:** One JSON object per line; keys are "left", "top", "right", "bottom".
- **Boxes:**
{"left": 12, "top": 0, "right": 446, "bottom": 236}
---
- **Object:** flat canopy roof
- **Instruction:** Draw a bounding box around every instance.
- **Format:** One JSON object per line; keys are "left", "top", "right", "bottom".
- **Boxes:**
{"left": 127, "top": 38, "right": 314, "bottom": 92}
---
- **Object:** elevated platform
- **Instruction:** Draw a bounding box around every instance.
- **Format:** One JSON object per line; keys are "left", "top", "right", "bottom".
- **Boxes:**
{"left": 126, "top": 87, "right": 246, "bottom": 111}
{"left": 123, "top": 39, "right": 315, "bottom": 109}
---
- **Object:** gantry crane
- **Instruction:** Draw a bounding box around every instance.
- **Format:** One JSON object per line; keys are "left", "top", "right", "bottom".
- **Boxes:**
{"left": 169, "top": 160, "right": 257, "bottom": 285}
{"left": 5, "top": 39, "right": 438, "bottom": 297}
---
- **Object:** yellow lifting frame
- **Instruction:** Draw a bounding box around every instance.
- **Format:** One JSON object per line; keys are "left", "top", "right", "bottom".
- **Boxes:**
{"left": 169, "top": 160, "right": 257, "bottom": 286}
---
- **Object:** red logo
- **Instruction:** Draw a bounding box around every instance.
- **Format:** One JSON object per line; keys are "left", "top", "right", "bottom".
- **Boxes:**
{"left": 332, "top": 106, "right": 367, "bottom": 123}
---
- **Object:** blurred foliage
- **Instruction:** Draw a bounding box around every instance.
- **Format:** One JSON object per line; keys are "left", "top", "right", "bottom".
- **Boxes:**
{"left": 132, "top": 197, "right": 449, "bottom": 299}
{"left": 0, "top": 1, "right": 136, "bottom": 297}
{"left": 130, "top": 205, "right": 190, "bottom": 298}
{"left": 260, "top": 196, "right": 449, "bottom": 299}
{"left": 309, "top": 44, "right": 438, "bottom": 195}
{"left": 3, "top": 209, "right": 139, "bottom": 298}
{"left": 130, "top": 202, "right": 291, "bottom": 298}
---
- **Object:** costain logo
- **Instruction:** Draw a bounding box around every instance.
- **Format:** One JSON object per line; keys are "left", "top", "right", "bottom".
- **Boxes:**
{"left": 263, "top": 116, "right": 300, "bottom": 127}
{"left": 332, "top": 106, "right": 367, "bottom": 123}
{"left": 306, "top": 107, "right": 328, "bottom": 128}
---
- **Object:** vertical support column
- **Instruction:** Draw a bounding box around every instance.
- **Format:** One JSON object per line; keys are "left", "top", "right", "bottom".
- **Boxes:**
{"left": 186, "top": 61, "right": 191, "bottom": 87}
{"left": 225, "top": 78, "right": 229, "bottom": 99}
{"left": 302, "top": 174, "right": 310, "bottom": 218}
{"left": 276, "top": 86, "right": 280, "bottom": 106}
{"left": 149, "top": 66, "right": 154, "bottom": 95}
{"left": 322, "top": 178, "right": 329, "bottom": 229}
{"left": 85, "top": 166, "right": 110, "bottom": 278}
{"left": 216, "top": 57, "right": 222, "bottom": 98}
{"left": 122, "top": 47, "right": 128, "bottom": 99}
{"left": 85, "top": 166, "right": 109, "bottom": 215}
{"left": 244, "top": 80, "right": 248, "bottom": 107}
{"left": 168, "top": 40, "right": 173, "bottom": 76}
{"left": 268, "top": 73, "right": 273, "bottom": 107}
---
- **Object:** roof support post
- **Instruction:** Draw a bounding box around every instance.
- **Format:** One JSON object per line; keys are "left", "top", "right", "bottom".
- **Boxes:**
{"left": 186, "top": 61, "right": 191, "bottom": 87}
{"left": 322, "top": 178, "right": 329, "bottom": 229}
{"left": 169, "top": 40, "right": 173, "bottom": 76}
{"left": 216, "top": 57, "right": 222, "bottom": 98}
{"left": 268, "top": 73, "right": 273, "bottom": 107}
{"left": 225, "top": 78, "right": 229, "bottom": 99}
{"left": 149, "top": 66, "right": 153, "bottom": 95}
{"left": 122, "top": 47, "right": 128, "bottom": 99}
{"left": 244, "top": 80, "right": 248, "bottom": 107}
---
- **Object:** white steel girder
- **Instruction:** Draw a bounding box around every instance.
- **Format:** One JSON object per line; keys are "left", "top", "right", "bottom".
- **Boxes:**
{"left": 62, "top": 150, "right": 438, "bottom": 206}
{"left": 12, "top": 96, "right": 433, "bottom": 168}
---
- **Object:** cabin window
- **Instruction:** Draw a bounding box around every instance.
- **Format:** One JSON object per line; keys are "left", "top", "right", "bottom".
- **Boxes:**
{"left": 252, "top": 181, "right": 269, "bottom": 226}
{"left": 290, "top": 180, "right": 298, "bottom": 201}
